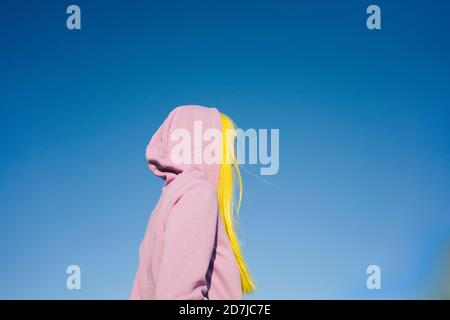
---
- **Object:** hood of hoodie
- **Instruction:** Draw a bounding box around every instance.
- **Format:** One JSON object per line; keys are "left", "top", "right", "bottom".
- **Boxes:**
{"left": 146, "top": 105, "right": 222, "bottom": 189}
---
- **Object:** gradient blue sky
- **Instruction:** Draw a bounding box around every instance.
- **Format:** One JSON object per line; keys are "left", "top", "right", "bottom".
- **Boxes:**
{"left": 1, "top": 0, "right": 449, "bottom": 299}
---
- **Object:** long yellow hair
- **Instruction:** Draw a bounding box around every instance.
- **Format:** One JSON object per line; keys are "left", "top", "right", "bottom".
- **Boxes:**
{"left": 217, "top": 113, "right": 255, "bottom": 294}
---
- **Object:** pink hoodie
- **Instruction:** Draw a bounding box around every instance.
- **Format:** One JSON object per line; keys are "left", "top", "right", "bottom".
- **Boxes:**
{"left": 130, "top": 105, "right": 242, "bottom": 300}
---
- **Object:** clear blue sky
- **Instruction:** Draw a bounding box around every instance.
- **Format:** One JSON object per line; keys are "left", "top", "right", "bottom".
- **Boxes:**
{"left": 1, "top": 0, "right": 449, "bottom": 299}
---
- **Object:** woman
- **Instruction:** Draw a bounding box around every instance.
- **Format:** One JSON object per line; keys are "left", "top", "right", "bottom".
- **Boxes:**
{"left": 130, "top": 105, "right": 255, "bottom": 300}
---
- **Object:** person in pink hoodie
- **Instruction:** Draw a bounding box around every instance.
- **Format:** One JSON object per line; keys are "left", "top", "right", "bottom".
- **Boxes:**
{"left": 130, "top": 105, "right": 255, "bottom": 300}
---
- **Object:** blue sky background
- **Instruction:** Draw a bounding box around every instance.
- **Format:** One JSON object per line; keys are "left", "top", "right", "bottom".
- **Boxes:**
{"left": 1, "top": 0, "right": 449, "bottom": 299}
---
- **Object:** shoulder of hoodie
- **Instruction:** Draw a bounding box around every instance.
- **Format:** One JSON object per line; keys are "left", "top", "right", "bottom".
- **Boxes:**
{"left": 165, "top": 173, "right": 217, "bottom": 205}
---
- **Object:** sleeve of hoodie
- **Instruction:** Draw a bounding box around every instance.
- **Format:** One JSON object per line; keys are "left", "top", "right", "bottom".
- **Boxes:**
{"left": 154, "top": 180, "right": 218, "bottom": 300}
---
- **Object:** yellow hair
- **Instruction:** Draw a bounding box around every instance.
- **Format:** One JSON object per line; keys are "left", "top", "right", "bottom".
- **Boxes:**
{"left": 218, "top": 113, "right": 255, "bottom": 294}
